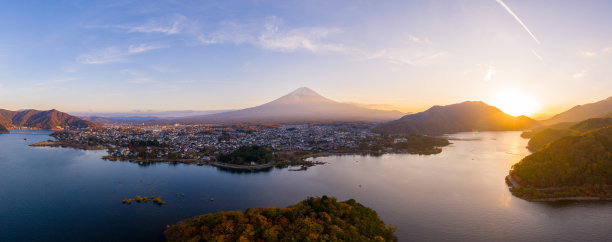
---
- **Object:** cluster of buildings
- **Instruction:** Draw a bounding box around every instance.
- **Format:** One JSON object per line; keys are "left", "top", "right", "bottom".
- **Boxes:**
{"left": 52, "top": 123, "right": 388, "bottom": 160}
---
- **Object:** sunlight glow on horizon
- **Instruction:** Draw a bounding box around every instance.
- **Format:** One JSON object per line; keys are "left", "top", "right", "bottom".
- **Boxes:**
{"left": 491, "top": 89, "right": 542, "bottom": 117}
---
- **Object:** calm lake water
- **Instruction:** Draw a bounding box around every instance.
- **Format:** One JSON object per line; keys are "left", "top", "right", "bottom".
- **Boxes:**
{"left": 1, "top": 131, "right": 612, "bottom": 241}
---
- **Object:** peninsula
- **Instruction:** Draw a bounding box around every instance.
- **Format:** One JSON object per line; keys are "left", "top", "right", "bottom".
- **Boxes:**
{"left": 29, "top": 123, "right": 449, "bottom": 170}
{"left": 508, "top": 125, "right": 612, "bottom": 201}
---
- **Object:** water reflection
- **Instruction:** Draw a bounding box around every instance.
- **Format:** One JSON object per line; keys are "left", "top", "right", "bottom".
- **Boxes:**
{"left": 1, "top": 131, "right": 612, "bottom": 241}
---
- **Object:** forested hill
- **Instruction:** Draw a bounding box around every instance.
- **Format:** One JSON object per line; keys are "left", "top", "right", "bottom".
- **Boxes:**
{"left": 373, "top": 101, "right": 539, "bottom": 135}
{"left": 0, "top": 109, "right": 94, "bottom": 130}
{"left": 527, "top": 118, "right": 612, "bottom": 151}
{"left": 165, "top": 196, "right": 397, "bottom": 241}
{"left": 509, "top": 126, "right": 612, "bottom": 200}
{"left": 0, "top": 124, "right": 8, "bottom": 133}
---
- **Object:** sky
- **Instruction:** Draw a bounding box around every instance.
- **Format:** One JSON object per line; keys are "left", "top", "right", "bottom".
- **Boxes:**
{"left": 0, "top": 0, "right": 611, "bottom": 117}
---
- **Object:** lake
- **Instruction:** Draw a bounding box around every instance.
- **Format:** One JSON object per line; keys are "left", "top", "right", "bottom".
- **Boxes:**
{"left": 1, "top": 131, "right": 611, "bottom": 241}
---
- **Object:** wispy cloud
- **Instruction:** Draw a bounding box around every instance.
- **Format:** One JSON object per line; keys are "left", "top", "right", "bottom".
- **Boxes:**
{"left": 126, "top": 77, "right": 154, "bottom": 84}
{"left": 89, "top": 15, "right": 188, "bottom": 35}
{"left": 33, "top": 78, "right": 77, "bottom": 86}
{"left": 128, "top": 44, "right": 165, "bottom": 53}
{"left": 573, "top": 69, "right": 589, "bottom": 79}
{"left": 406, "top": 35, "right": 430, "bottom": 45}
{"left": 258, "top": 26, "right": 346, "bottom": 52}
{"left": 495, "top": 0, "right": 540, "bottom": 45}
{"left": 360, "top": 48, "right": 447, "bottom": 67}
{"left": 77, "top": 44, "right": 166, "bottom": 64}
{"left": 581, "top": 51, "right": 598, "bottom": 57}
{"left": 483, "top": 65, "right": 497, "bottom": 81}
{"left": 120, "top": 68, "right": 154, "bottom": 83}
{"left": 198, "top": 17, "right": 346, "bottom": 53}
{"left": 604, "top": 47, "right": 612, "bottom": 53}
{"left": 120, "top": 69, "right": 146, "bottom": 76}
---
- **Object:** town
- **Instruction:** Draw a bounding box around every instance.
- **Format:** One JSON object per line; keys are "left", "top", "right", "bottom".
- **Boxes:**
{"left": 38, "top": 122, "right": 450, "bottom": 169}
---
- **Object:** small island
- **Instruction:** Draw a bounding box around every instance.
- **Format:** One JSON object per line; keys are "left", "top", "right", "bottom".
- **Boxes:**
{"left": 121, "top": 195, "right": 166, "bottom": 205}
{"left": 164, "top": 196, "right": 397, "bottom": 241}
{"left": 507, "top": 125, "right": 612, "bottom": 201}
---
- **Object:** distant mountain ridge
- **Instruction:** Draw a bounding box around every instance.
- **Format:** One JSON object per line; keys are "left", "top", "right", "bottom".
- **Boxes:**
{"left": 543, "top": 96, "right": 612, "bottom": 125}
{"left": 178, "top": 87, "right": 405, "bottom": 123}
{"left": 81, "top": 116, "right": 161, "bottom": 125}
{"left": 0, "top": 109, "right": 94, "bottom": 130}
{"left": 373, "top": 101, "right": 539, "bottom": 135}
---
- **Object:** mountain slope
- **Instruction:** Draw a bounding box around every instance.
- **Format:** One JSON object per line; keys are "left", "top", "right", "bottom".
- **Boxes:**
{"left": 180, "top": 87, "right": 405, "bottom": 123}
{"left": 509, "top": 126, "right": 612, "bottom": 200}
{"left": 0, "top": 109, "right": 94, "bottom": 129}
{"left": 373, "top": 101, "right": 539, "bottom": 135}
{"left": 0, "top": 124, "right": 8, "bottom": 133}
{"left": 544, "top": 96, "right": 612, "bottom": 125}
{"left": 526, "top": 117, "right": 612, "bottom": 151}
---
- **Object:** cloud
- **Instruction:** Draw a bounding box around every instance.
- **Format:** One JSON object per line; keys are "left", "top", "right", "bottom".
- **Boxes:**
{"left": 572, "top": 69, "right": 589, "bottom": 79}
{"left": 128, "top": 44, "right": 165, "bottom": 53}
{"left": 120, "top": 69, "right": 154, "bottom": 83}
{"left": 361, "top": 48, "right": 447, "bottom": 67}
{"left": 90, "top": 15, "right": 188, "bottom": 35}
{"left": 120, "top": 69, "right": 146, "bottom": 76}
{"left": 258, "top": 27, "right": 345, "bottom": 52}
{"left": 483, "top": 65, "right": 497, "bottom": 81}
{"left": 126, "top": 77, "right": 154, "bottom": 84}
{"left": 33, "top": 78, "right": 77, "bottom": 86}
{"left": 604, "top": 47, "right": 612, "bottom": 53}
{"left": 406, "top": 35, "right": 430, "bottom": 45}
{"left": 581, "top": 51, "right": 598, "bottom": 57}
{"left": 495, "top": 0, "right": 540, "bottom": 45}
{"left": 198, "top": 17, "right": 346, "bottom": 53}
{"left": 408, "top": 35, "right": 422, "bottom": 44}
{"left": 77, "top": 44, "right": 166, "bottom": 64}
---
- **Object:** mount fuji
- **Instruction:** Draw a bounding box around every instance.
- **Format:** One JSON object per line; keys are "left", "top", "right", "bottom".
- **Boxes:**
{"left": 180, "top": 87, "right": 404, "bottom": 123}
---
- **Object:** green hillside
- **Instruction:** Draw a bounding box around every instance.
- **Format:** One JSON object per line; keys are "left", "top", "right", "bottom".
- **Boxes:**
{"left": 527, "top": 118, "right": 612, "bottom": 151}
{"left": 509, "top": 126, "right": 612, "bottom": 200}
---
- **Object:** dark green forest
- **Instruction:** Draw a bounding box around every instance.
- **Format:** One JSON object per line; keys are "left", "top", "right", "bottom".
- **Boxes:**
{"left": 217, "top": 145, "right": 274, "bottom": 165}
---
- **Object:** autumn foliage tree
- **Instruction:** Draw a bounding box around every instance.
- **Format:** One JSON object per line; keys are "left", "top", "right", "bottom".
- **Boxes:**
{"left": 165, "top": 196, "right": 397, "bottom": 241}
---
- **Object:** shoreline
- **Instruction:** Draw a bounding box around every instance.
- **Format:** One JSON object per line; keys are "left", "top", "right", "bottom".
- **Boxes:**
{"left": 29, "top": 141, "right": 106, "bottom": 150}
{"left": 506, "top": 175, "right": 612, "bottom": 202}
{"left": 29, "top": 140, "right": 445, "bottom": 171}
{"left": 103, "top": 156, "right": 279, "bottom": 170}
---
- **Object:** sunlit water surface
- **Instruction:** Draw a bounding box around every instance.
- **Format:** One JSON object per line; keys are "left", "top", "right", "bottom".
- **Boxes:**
{"left": 1, "top": 131, "right": 611, "bottom": 241}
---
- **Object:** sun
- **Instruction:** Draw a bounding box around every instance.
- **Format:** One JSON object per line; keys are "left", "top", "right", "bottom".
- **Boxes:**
{"left": 491, "top": 90, "right": 541, "bottom": 117}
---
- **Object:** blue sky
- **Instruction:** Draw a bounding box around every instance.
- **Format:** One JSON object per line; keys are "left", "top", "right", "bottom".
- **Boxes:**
{"left": 0, "top": 0, "right": 611, "bottom": 116}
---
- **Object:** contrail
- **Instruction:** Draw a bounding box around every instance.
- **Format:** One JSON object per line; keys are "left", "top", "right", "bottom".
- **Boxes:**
{"left": 495, "top": 0, "right": 540, "bottom": 45}
{"left": 531, "top": 49, "right": 543, "bottom": 61}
